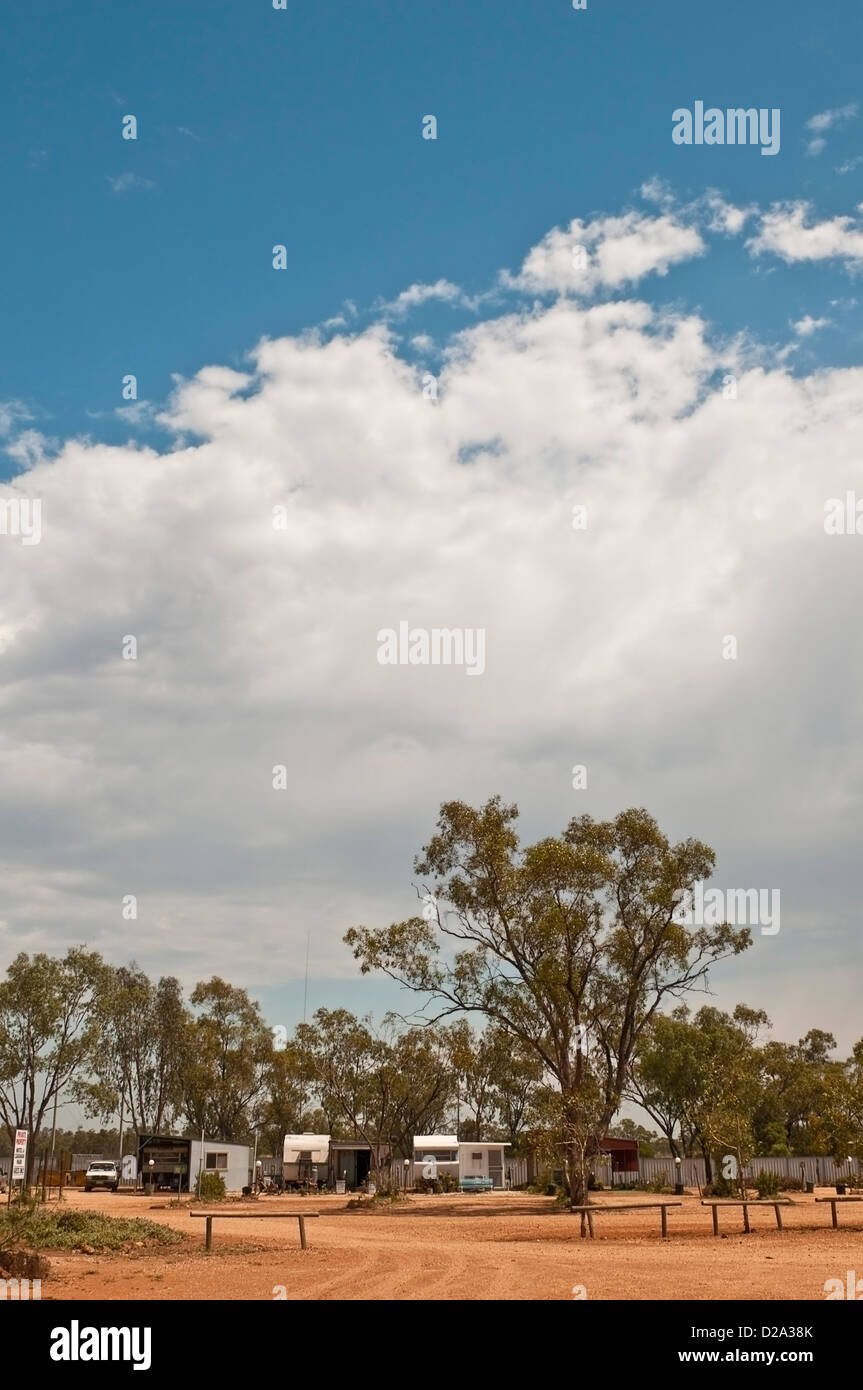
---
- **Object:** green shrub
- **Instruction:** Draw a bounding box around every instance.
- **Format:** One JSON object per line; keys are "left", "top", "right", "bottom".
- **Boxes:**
{"left": 754, "top": 1170, "right": 782, "bottom": 1198}
{"left": 196, "top": 1172, "right": 226, "bottom": 1201}
{"left": 705, "top": 1175, "right": 736, "bottom": 1197}
{"left": 0, "top": 1207, "right": 182, "bottom": 1252}
{"left": 416, "top": 1171, "right": 459, "bottom": 1195}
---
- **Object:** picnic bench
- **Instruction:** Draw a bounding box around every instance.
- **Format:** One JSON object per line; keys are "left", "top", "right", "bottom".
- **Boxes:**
{"left": 459, "top": 1177, "right": 494, "bottom": 1192}
{"left": 570, "top": 1201, "right": 682, "bottom": 1239}
{"left": 190, "top": 1208, "right": 320, "bottom": 1251}
{"left": 815, "top": 1195, "right": 863, "bottom": 1229}
{"left": 702, "top": 1198, "right": 790, "bottom": 1236}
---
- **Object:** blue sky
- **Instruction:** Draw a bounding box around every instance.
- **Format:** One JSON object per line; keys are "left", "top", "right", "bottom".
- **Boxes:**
{"left": 2, "top": 1, "right": 863, "bottom": 1084}
{"left": 2, "top": 0, "right": 862, "bottom": 464}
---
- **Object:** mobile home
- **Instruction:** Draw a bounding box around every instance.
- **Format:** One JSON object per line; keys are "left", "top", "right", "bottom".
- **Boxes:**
{"left": 282, "top": 1134, "right": 330, "bottom": 1189}
{"left": 412, "top": 1135, "right": 509, "bottom": 1189}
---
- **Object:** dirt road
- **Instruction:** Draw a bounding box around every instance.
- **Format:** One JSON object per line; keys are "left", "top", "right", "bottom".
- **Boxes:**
{"left": 36, "top": 1189, "right": 859, "bottom": 1301}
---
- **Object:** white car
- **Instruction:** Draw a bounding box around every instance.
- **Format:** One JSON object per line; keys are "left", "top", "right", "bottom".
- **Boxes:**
{"left": 84, "top": 1160, "right": 120, "bottom": 1192}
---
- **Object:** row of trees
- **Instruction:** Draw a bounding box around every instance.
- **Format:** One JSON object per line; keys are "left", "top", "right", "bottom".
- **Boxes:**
{"left": 2, "top": 954, "right": 859, "bottom": 1188}
{"left": 631, "top": 1006, "right": 863, "bottom": 1180}
{"left": 0, "top": 950, "right": 544, "bottom": 1176}
{"left": 1, "top": 801, "right": 859, "bottom": 1203}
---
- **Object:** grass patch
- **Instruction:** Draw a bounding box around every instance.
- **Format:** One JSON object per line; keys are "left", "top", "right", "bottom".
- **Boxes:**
{"left": 0, "top": 1205, "right": 183, "bottom": 1253}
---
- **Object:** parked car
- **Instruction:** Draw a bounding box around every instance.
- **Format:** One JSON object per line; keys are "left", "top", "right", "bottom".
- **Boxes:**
{"left": 84, "top": 1160, "right": 120, "bottom": 1192}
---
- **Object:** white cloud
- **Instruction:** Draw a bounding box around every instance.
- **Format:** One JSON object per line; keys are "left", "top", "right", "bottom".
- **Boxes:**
{"left": 4, "top": 429, "right": 53, "bottom": 466}
{"left": 639, "top": 177, "right": 675, "bottom": 206}
{"left": 380, "top": 279, "right": 466, "bottom": 315}
{"left": 748, "top": 201, "right": 863, "bottom": 267}
{"left": 702, "top": 192, "right": 754, "bottom": 236}
{"left": 792, "top": 315, "right": 831, "bottom": 337}
{"left": 0, "top": 401, "right": 32, "bottom": 437}
{"left": 806, "top": 103, "right": 858, "bottom": 134}
{"left": 1, "top": 205, "right": 862, "bottom": 1048}
{"left": 805, "top": 104, "right": 857, "bottom": 157}
{"left": 506, "top": 210, "right": 705, "bottom": 295}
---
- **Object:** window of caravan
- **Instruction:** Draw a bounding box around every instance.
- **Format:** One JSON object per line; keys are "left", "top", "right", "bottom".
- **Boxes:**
{"left": 205, "top": 1152, "right": 228, "bottom": 1170}
{"left": 413, "top": 1149, "right": 458, "bottom": 1162}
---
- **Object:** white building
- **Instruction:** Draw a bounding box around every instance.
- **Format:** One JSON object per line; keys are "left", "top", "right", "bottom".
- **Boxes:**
{"left": 137, "top": 1134, "right": 251, "bottom": 1193}
{"left": 412, "top": 1135, "right": 509, "bottom": 1189}
{"left": 189, "top": 1139, "right": 251, "bottom": 1194}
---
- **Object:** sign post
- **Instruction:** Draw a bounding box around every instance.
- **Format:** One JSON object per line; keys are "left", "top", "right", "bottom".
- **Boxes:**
{"left": 9, "top": 1129, "right": 29, "bottom": 1204}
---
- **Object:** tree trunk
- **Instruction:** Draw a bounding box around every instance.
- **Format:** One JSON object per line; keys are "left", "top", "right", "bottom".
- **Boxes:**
{"left": 568, "top": 1142, "right": 587, "bottom": 1207}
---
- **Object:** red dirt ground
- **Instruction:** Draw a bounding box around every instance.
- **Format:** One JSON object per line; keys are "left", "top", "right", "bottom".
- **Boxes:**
{"left": 33, "top": 1188, "right": 862, "bottom": 1301}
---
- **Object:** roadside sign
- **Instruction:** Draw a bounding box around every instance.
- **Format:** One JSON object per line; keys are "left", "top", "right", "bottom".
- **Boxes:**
{"left": 121, "top": 1154, "right": 137, "bottom": 1181}
{"left": 173, "top": 1165, "right": 188, "bottom": 1175}
{"left": 11, "top": 1130, "right": 28, "bottom": 1181}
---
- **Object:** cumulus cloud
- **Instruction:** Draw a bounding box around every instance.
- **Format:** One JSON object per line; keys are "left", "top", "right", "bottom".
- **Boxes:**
{"left": 506, "top": 210, "right": 705, "bottom": 295}
{"left": 747, "top": 201, "right": 863, "bottom": 268}
{"left": 700, "top": 193, "right": 752, "bottom": 236}
{"left": 1, "top": 205, "right": 862, "bottom": 1047}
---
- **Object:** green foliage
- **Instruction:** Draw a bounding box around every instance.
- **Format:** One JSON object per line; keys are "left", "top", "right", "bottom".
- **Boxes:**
{"left": 0, "top": 1206, "right": 182, "bottom": 1252}
{"left": 295, "top": 1008, "right": 453, "bottom": 1183}
{"left": 446, "top": 1020, "right": 541, "bottom": 1147}
{"left": 196, "top": 1172, "right": 226, "bottom": 1201}
{"left": 704, "top": 1176, "right": 736, "bottom": 1197}
{"left": 631, "top": 1004, "right": 769, "bottom": 1182}
{"left": 0, "top": 947, "right": 105, "bottom": 1179}
{"left": 346, "top": 799, "right": 749, "bottom": 1206}
{"left": 185, "top": 978, "right": 272, "bottom": 1143}
{"left": 754, "top": 1169, "right": 782, "bottom": 1198}
{"left": 78, "top": 966, "right": 189, "bottom": 1137}
{"left": 821, "top": 1038, "right": 863, "bottom": 1165}
{"left": 415, "top": 1171, "right": 459, "bottom": 1194}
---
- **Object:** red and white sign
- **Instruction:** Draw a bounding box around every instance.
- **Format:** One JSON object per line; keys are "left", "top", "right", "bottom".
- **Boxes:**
{"left": 11, "top": 1129, "right": 28, "bottom": 1181}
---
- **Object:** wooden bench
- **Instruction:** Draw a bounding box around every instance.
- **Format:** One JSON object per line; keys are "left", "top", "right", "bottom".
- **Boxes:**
{"left": 815, "top": 1195, "right": 863, "bottom": 1229}
{"left": 190, "top": 1209, "right": 320, "bottom": 1251}
{"left": 569, "top": 1202, "right": 682, "bottom": 1239}
{"left": 702, "top": 1199, "right": 790, "bottom": 1236}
